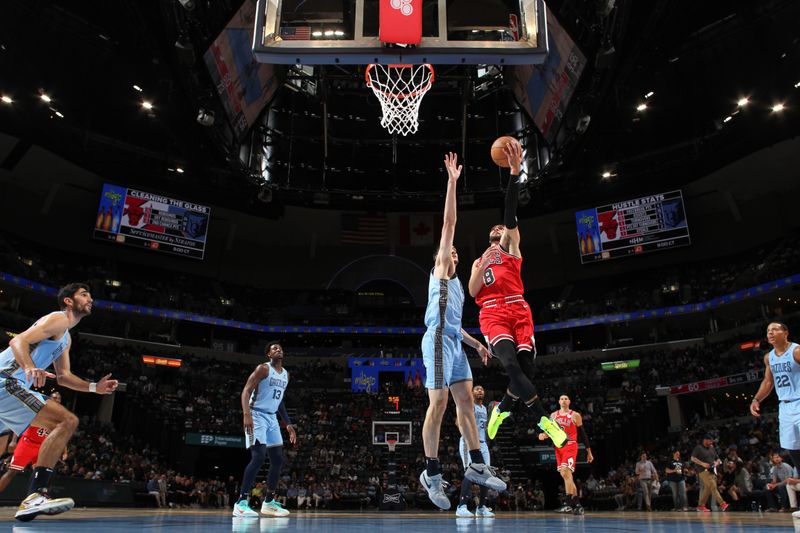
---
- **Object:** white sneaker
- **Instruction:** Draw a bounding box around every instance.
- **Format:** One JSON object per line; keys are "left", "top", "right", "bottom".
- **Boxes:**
{"left": 15, "top": 492, "right": 74, "bottom": 522}
{"left": 476, "top": 505, "right": 495, "bottom": 517}
{"left": 456, "top": 504, "right": 474, "bottom": 517}
{"left": 419, "top": 470, "right": 451, "bottom": 510}
{"left": 793, "top": 509, "right": 800, "bottom": 519}
{"left": 232, "top": 499, "right": 259, "bottom": 517}
{"left": 261, "top": 499, "right": 290, "bottom": 517}
{"left": 465, "top": 463, "right": 507, "bottom": 492}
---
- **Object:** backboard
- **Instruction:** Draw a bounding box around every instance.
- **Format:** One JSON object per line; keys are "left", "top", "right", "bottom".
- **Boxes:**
{"left": 372, "top": 420, "right": 412, "bottom": 446}
{"left": 253, "top": 0, "right": 548, "bottom": 65}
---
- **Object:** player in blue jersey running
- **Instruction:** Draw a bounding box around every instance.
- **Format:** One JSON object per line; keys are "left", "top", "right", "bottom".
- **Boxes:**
{"left": 0, "top": 282, "right": 118, "bottom": 521}
{"left": 234, "top": 342, "right": 297, "bottom": 518}
{"left": 420, "top": 153, "right": 506, "bottom": 511}
{"left": 456, "top": 385, "right": 495, "bottom": 517}
{"left": 750, "top": 321, "right": 800, "bottom": 519}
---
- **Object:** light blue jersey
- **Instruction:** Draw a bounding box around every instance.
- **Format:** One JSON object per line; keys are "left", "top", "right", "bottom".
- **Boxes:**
{"left": 249, "top": 363, "right": 288, "bottom": 414}
{"left": 474, "top": 403, "right": 488, "bottom": 442}
{"left": 770, "top": 343, "right": 800, "bottom": 401}
{"left": 421, "top": 270, "right": 471, "bottom": 389}
{"left": 0, "top": 312, "right": 71, "bottom": 435}
{"left": 245, "top": 363, "right": 289, "bottom": 448}
{"left": 0, "top": 314, "right": 71, "bottom": 382}
{"left": 423, "top": 271, "right": 464, "bottom": 339}
{"left": 459, "top": 402, "right": 490, "bottom": 468}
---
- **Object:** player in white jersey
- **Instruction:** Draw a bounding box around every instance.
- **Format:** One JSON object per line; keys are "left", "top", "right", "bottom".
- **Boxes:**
{"left": 0, "top": 282, "right": 118, "bottom": 521}
{"left": 233, "top": 342, "right": 297, "bottom": 518}
{"left": 456, "top": 385, "right": 495, "bottom": 517}
{"left": 750, "top": 321, "right": 800, "bottom": 518}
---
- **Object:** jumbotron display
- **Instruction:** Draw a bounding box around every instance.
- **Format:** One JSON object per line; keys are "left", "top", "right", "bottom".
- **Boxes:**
{"left": 93, "top": 183, "right": 211, "bottom": 259}
{"left": 575, "top": 190, "right": 691, "bottom": 264}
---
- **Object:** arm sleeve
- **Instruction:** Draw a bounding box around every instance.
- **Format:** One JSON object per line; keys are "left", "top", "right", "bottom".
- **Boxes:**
{"left": 503, "top": 175, "right": 520, "bottom": 229}
{"left": 277, "top": 400, "right": 292, "bottom": 426}
{"left": 577, "top": 425, "right": 590, "bottom": 448}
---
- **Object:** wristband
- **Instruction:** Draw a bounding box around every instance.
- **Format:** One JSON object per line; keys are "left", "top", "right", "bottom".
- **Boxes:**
{"left": 752, "top": 397, "right": 761, "bottom": 403}
{"left": 89, "top": 382, "right": 97, "bottom": 393}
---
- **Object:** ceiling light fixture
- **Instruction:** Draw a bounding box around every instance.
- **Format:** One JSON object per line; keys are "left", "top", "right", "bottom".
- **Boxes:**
{"left": 601, "top": 171, "right": 612, "bottom": 178}
{"left": 737, "top": 97, "right": 749, "bottom": 107}
{"left": 133, "top": 84, "right": 143, "bottom": 92}
{"left": 772, "top": 103, "right": 785, "bottom": 112}
{"left": 55, "top": 111, "right": 64, "bottom": 118}
{"left": 644, "top": 91, "right": 654, "bottom": 99}
{"left": 1, "top": 95, "right": 12, "bottom": 104}
{"left": 723, "top": 116, "right": 732, "bottom": 123}
{"left": 40, "top": 93, "right": 51, "bottom": 103}
{"left": 141, "top": 101, "right": 153, "bottom": 110}
{"left": 636, "top": 103, "right": 647, "bottom": 112}
{"left": 176, "top": 167, "right": 185, "bottom": 173}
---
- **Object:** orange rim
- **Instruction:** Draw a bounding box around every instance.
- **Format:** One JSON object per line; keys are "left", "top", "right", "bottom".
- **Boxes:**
{"left": 365, "top": 64, "right": 435, "bottom": 100}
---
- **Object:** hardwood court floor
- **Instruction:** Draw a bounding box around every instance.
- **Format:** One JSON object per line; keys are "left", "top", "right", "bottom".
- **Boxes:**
{"left": 1, "top": 508, "right": 797, "bottom": 532}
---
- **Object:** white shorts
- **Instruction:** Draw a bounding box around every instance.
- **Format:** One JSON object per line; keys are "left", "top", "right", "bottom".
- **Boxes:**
{"left": 245, "top": 411, "right": 283, "bottom": 448}
{"left": 459, "top": 437, "right": 490, "bottom": 468}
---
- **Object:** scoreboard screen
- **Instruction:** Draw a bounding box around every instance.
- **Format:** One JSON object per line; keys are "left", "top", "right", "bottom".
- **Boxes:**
{"left": 575, "top": 190, "right": 690, "bottom": 264}
{"left": 93, "top": 183, "right": 211, "bottom": 260}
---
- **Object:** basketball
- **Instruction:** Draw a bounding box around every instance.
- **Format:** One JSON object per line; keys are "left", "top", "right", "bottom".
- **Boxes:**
{"left": 491, "top": 136, "right": 521, "bottom": 168}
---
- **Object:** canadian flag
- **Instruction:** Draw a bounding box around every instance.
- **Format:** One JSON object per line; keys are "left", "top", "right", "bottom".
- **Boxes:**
{"left": 398, "top": 214, "right": 441, "bottom": 246}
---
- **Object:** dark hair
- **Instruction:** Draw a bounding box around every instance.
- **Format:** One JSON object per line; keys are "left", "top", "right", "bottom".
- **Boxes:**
{"left": 57, "top": 283, "right": 90, "bottom": 310}
{"left": 769, "top": 321, "right": 789, "bottom": 332}
{"left": 265, "top": 341, "right": 282, "bottom": 354}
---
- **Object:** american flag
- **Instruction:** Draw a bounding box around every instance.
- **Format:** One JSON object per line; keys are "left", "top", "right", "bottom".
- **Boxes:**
{"left": 280, "top": 26, "right": 312, "bottom": 41}
{"left": 341, "top": 214, "right": 388, "bottom": 246}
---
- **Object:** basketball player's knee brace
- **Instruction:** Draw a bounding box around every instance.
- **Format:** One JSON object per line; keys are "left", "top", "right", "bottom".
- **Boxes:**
{"left": 493, "top": 340, "right": 537, "bottom": 399}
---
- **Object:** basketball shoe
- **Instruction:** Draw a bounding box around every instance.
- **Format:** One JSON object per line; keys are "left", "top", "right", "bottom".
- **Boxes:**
{"left": 455, "top": 504, "right": 474, "bottom": 517}
{"left": 476, "top": 505, "right": 495, "bottom": 517}
{"left": 232, "top": 499, "right": 259, "bottom": 517}
{"left": 465, "top": 463, "right": 507, "bottom": 491}
{"left": 15, "top": 492, "right": 74, "bottom": 521}
{"left": 419, "top": 470, "right": 451, "bottom": 510}
{"left": 537, "top": 417, "right": 568, "bottom": 448}
{"left": 261, "top": 499, "right": 290, "bottom": 516}
{"left": 487, "top": 402, "right": 511, "bottom": 440}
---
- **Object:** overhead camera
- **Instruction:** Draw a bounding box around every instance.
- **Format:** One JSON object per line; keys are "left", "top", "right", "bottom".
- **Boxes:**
{"left": 177, "top": 0, "right": 195, "bottom": 11}
{"left": 196, "top": 108, "right": 215, "bottom": 127}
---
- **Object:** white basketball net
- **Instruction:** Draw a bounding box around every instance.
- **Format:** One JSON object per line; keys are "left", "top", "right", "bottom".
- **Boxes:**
{"left": 365, "top": 64, "right": 434, "bottom": 136}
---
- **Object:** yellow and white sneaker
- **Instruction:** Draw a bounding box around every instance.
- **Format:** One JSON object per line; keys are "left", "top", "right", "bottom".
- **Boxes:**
{"left": 15, "top": 492, "right": 75, "bottom": 522}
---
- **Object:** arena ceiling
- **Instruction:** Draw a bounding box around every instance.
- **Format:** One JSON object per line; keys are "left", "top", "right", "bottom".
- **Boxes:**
{"left": 0, "top": 0, "right": 798, "bottom": 214}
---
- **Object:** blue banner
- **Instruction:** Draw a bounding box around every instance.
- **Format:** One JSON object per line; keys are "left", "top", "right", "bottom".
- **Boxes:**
{"left": 1, "top": 271, "right": 798, "bottom": 335}
{"left": 348, "top": 358, "right": 425, "bottom": 393}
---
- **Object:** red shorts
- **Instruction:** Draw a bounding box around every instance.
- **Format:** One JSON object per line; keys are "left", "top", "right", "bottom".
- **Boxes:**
{"left": 10, "top": 437, "right": 41, "bottom": 471}
{"left": 479, "top": 298, "right": 536, "bottom": 354}
{"left": 555, "top": 442, "right": 578, "bottom": 472}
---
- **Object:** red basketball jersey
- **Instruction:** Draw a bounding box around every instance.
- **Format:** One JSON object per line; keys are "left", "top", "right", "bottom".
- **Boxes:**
{"left": 474, "top": 246, "right": 526, "bottom": 307}
{"left": 20, "top": 425, "right": 49, "bottom": 446}
{"left": 553, "top": 410, "right": 578, "bottom": 443}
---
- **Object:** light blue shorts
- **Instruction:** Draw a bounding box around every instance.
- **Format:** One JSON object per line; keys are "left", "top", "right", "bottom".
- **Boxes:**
{"left": 0, "top": 376, "right": 46, "bottom": 436}
{"left": 779, "top": 400, "right": 800, "bottom": 450}
{"left": 459, "top": 437, "right": 490, "bottom": 468}
{"left": 422, "top": 330, "right": 472, "bottom": 390}
{"left": 245, "top": 410, "right": 283, "bottom": 449}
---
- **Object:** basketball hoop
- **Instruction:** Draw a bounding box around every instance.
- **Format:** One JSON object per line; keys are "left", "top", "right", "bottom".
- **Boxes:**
{"left": 365, "top": 63, "right": 434, "bottom": 136}
{"left": 387, "top": 439, "right": 398, "bottom": 453}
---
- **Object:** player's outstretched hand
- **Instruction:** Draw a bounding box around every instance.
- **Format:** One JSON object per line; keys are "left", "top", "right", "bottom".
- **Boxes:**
{"left": 444, "top": 152, "right": 462, "bottom": 181}
{"left": 503, "top": 140, "right": 522, "bottom": 173}
{"left": 97, "top": 373, "right": 119, "bottom": 394}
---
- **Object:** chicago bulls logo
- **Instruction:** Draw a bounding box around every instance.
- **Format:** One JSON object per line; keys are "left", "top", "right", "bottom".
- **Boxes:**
{"left": 390, "top": 0, "right": 413, "bottom": 16}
